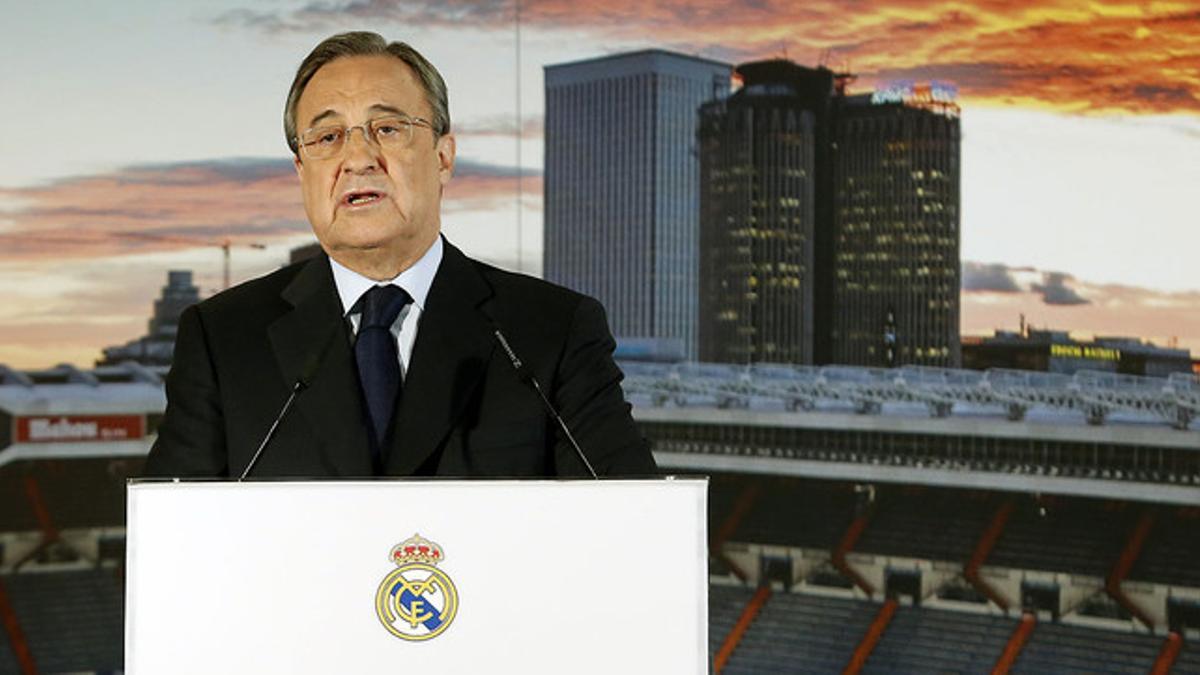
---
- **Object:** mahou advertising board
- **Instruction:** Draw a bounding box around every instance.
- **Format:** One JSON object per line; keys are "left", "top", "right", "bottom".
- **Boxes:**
{"left": 15, "top": 415, "right": 144, "bottom": 443}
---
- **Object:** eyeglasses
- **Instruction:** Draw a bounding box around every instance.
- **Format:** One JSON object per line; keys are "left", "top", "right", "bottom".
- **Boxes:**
{"left": 296, "top": 114, "right": 435, "bottom": 159}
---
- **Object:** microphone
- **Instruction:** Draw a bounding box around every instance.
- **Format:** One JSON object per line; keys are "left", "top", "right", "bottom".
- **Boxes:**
{"left": 493, "top": 328, "right": 598, "bottom": 479}
{"left": 238, "top": 344, "right": 326, "bottom": 481}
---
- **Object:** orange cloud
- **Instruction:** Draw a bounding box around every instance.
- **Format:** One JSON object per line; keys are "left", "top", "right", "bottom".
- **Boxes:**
{"left": 217, "top": 0, "right": 1200, "bottom": 114}
{"left": 0, "top": 156, "right": 543, "bottom": 367}
{"left": 0, "top": 158, "right": 541, "bottom": 262}
{"left": 0, "top": 159, "right": 307, "bottom": 261}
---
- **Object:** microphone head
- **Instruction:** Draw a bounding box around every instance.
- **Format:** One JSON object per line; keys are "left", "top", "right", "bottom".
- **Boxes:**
{"left": 493, "top": 328, "right": 523, "bottom": 369}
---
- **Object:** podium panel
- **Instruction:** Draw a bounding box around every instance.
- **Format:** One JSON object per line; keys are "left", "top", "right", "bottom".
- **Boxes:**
{"left": 126, "top": 479, "right": 707, "bottom": 673}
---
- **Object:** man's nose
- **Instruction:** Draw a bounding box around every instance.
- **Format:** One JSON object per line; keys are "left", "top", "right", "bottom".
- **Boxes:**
{"left": 341, "top": 127, "right": 381, "bottom": 173}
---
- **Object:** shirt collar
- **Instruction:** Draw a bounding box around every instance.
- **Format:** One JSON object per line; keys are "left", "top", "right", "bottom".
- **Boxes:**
{"left": 328, "top": 236, "right": 443, "bottom": 316}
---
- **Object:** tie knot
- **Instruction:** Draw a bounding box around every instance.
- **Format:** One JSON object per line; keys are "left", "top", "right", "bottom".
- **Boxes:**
{"left": 359, "top": 285, "right": 412, "bottom": 330}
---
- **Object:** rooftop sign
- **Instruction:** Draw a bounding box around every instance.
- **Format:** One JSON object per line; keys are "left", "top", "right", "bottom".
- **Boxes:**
{"left": 871, "top": 80, "right": 959, "bottom": 112}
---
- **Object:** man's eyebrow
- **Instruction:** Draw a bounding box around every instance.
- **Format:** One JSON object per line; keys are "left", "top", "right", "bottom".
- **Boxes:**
{"left": 305, "top": 104, "right": 412, "bottom": 130}
{"left": 369, "top": 104, "right": 410, "bottom": 117}
{"left": 307, "top": 109, "right": 341, "bottom": 129}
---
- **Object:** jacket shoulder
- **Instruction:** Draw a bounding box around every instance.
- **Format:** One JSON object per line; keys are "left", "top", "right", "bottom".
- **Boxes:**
{"left": 470, "top": 258, "right": 589, "bottom": 313}
{"left": 192, "top": 257, "right": 314, "bottom": 322}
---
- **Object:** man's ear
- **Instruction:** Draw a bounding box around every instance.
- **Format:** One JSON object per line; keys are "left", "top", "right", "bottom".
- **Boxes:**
{"left": 436, "top": 133, "right": 456, "bottom": 186}
{"left": 293, "top": 154, "right": 304, "bottom": 178}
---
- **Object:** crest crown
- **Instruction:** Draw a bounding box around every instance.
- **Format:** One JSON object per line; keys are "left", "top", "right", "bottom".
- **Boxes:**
{"left": 390, "top": 533, "right": 444, "bottom": 566}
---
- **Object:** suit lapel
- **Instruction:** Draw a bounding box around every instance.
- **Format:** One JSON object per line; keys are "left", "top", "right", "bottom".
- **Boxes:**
{"left": 385, "top": 241, "right": 496, "bottom": 475}
{"left": 268, "top": 254, "right": 372, "bottom": 475}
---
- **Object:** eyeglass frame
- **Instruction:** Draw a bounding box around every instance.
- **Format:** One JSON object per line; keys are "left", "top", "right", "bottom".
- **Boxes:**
{"left": 294, "top": 114, "right": 436, "bottom": 160}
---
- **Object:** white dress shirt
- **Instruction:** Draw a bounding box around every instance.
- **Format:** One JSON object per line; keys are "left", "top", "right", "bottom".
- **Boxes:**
{"left": 328, "top": 236, "right": 443, "bottom": 380}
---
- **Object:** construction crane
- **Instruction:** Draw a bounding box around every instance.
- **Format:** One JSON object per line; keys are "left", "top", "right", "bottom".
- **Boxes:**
{"left": 114, "top": 232, "right": 266, "bottom": 290}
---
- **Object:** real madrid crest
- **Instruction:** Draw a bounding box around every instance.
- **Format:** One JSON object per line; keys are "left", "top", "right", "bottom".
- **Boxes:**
{"left": 375, "top": 534, "right": 459, "bottom": 641}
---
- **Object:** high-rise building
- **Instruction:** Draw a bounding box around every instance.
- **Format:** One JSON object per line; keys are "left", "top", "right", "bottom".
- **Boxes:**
{"left": 544, "top": 50, "right": 732, "bottom": 360}
{"left": 696, "top": 61, "right": 834, "bottom": 364}
{"left": 830, "top": 90, "right": 961, "bottom": 367}
{"left": 97, "top": 270, "right": 200, "bottom": 367}
{"left": 697, "top": 61, "right": 962, "bottom": 367}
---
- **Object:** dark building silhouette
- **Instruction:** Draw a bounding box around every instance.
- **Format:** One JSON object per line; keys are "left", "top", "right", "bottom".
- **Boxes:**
{"left": 963, "top": 330, "right": 1193, "bottom": 377}
{"left": 696, "top": 61, "right": 833, "bottom": 364}
{"left": 830, "top": 92, "right": 961, "bottom": 367}
{"left": 97, "top": 270, "right": 199, "bottom": 367}
{"left": 697, "top": 61, "right": 961, "bottom": 367}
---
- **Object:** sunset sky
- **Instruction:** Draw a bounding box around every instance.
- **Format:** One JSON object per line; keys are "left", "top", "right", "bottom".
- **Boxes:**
{"left": 2, "top": 1, "right": 1198, "bottom": 367}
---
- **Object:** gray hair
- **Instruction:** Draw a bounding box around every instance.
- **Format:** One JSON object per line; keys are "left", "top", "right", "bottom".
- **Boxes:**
{"left": 284, "top": 31, "right": 450, "bottom": 155}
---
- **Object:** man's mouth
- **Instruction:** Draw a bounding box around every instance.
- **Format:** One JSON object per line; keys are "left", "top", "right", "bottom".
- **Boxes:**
{"left": 342, "top": 190, "right": 385, "bottom": 207}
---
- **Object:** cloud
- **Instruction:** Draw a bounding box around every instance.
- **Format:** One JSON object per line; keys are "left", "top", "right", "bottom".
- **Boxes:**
{"left": 215, "top": 0, "right": 1200, "bottom": 115}
{"left": 454, "top": 115, "right": 544, "bottom": 139}
{"left": 0, "top": 154, "right": 537, "bottom": 367}
{"left": 962, "top": 261, "right": 1023, "bottom": 292}
{"left": 1032, "top": 271, "right": 1090, "bottom": 306}
{"left": 963, "top": 262, "right": 1092, "bottom": 306}
{"left": 0, "top": 158, "right": 305, "bottom": 261}
{"left": 454, "top": 158, "right": 541, "bottom": 180}
{"left": 446, "top": 159, "right": 542, "bottom": 212}
{"left": 0, "top": 156, "right": 535, "bottom": 262}
{"left": 213, "top": 1, "right": 515, "bottom": 34}
{"left": 962, "top": 279, "right": 1200, "bottom": 354}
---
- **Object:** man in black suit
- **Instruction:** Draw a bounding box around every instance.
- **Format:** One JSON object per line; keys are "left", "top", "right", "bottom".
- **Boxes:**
{"left": 143, "top": 32, "right": 655, "bottom": 478}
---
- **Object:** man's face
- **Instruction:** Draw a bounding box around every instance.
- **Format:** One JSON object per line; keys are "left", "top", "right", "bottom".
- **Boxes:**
{"left": 293, "top": 55, "right": 455, "bottom": 269}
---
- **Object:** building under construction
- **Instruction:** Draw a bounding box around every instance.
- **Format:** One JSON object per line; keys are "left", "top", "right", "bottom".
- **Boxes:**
{"left": 96, "top": 270, "right": 199, "bottom": 367}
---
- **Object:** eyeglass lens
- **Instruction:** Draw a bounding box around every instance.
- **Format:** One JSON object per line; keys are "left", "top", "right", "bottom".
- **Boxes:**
{"left": 301, "top": 116, "right": 415, "bottom": 157}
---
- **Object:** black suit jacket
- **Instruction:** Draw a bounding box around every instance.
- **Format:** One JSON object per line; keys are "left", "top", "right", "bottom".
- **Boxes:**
{"left": 143, "top": 239, "right": 656, "bottom": 478}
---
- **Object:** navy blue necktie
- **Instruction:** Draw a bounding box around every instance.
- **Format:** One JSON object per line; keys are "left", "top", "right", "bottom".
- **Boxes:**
{"left": 354, "top": 285, "right": 412, "bottom": 468}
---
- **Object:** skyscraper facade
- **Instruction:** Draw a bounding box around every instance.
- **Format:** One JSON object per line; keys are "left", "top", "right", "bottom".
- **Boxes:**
{"left": 697, "top": 62, "right": 962, "bottom": 367}
{"left": 696, "top": 61, "right": 833, "bottom": 364}
{"left": 544, "top": 50, "right": 731, "bottom": 360}
{"left": 830, "top": 92, "right": 961, "bottom": 367}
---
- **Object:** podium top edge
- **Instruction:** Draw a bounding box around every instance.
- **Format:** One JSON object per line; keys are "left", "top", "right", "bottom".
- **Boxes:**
{"left": 127, "top": 475, "right": 708, "bottom": 488}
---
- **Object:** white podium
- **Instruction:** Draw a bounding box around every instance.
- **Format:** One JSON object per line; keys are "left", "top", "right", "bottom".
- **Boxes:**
{"left": 126, "top": 479, "right": 708, "bottom": 674}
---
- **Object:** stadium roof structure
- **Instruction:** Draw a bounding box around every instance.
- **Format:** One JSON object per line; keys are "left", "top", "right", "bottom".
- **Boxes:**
{"left": 6, "top": 360, "right": 1196, "bottom": 433}
{"left": 2, "top": 361, "right": 1198, "bottom": 500}
{"left": 0, "top": 363, "right": 167, "bottom": 468}
{"left": 619, "top": 362, "right": 1200, "bottom": 432}
{"left": 622, "top": 362, "right": 1200, "bottom": 505}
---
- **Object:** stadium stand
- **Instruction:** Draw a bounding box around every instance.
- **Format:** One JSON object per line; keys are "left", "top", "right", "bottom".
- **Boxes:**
{"left": 709, "top": 583, "right": 756, "bottom": 654}
{"left": 0, "top": 617, "right": 20, "bottom": 674}
{"left": 0, "top": 458, "right": 136, "bottom": 533}
{"left": 988, "top": 496, "right": 1141, "bottom": 578}
{"left": 851, "top": 486, "right": 995, "bottom": 562}
{"left": 709, "top": 589, "right": 1200, "bottom": 674}
{"left": 1175, "top": 640, "right": 1200, "bottom": 672}
{"left": 729, "top": 477, "right": 858, "bottom": 551}
{"left": 861, "top": 605, "right": 1016, "bottom": 673}
{"left": 1011, "top": 620, "right": 1163, "bottom": 674}
{"left": 1129, "top": 507, "right": 1200, "bottom": 588}
{"left": 5, "top": 362, "right": 1200, "bottom": 671}
{"left": 711, "top": 473, "right": 1200, "bottom": 607}
{"left": 720, "top": 592, "right": 878, "bottom": 673}
{"left": 1, "top": 568, "right": 123, "bottom": 673}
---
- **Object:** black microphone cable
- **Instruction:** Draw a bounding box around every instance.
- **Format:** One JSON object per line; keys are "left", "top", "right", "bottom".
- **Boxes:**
{"left": 239, "top": 330, "right": 333, "bottom": 481}
{"left": 493, "top": 328, "right": 598, "bottom": 479}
